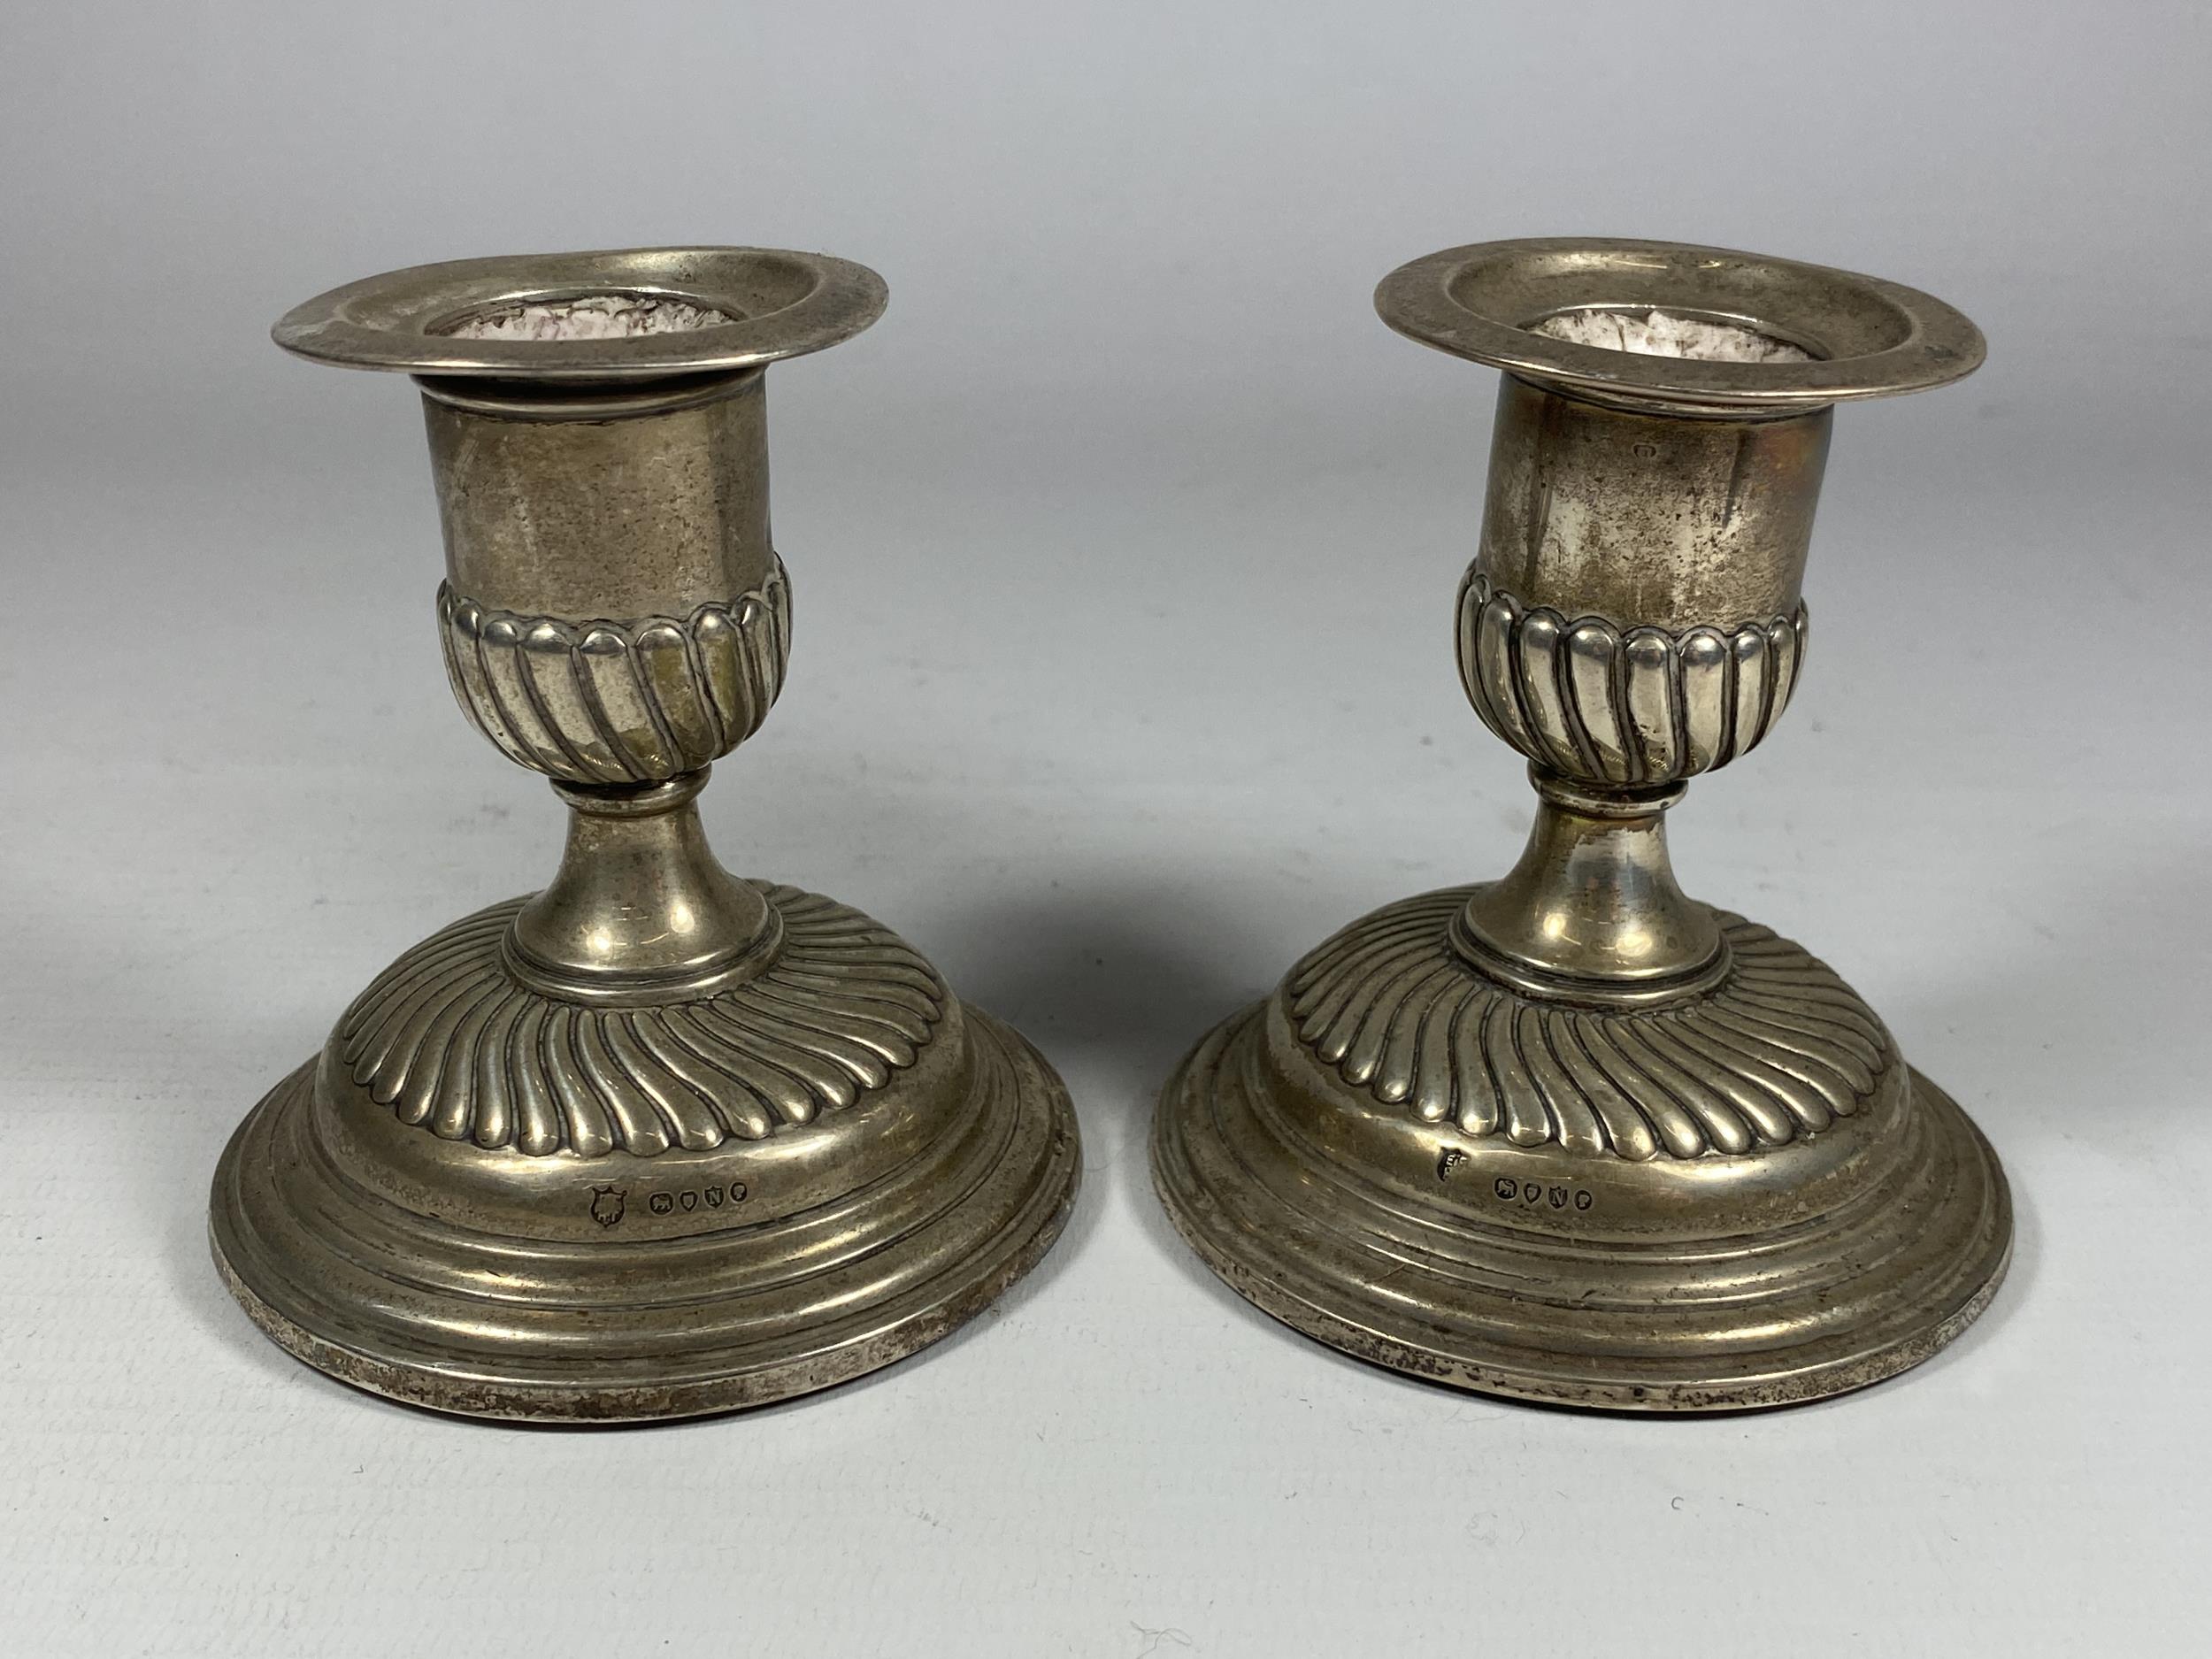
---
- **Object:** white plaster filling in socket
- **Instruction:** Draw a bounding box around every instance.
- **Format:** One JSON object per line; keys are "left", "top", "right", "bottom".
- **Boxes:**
{"left": 1532, "top": 308, "right": 1811, "bottom": 363}
{"left": 441, "top": 293, "right": 739, "bottom": 342}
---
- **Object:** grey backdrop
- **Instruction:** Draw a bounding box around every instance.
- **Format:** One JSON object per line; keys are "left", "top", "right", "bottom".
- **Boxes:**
{"left": 4, "top": 3, "right": 2208, "bottom": 1654}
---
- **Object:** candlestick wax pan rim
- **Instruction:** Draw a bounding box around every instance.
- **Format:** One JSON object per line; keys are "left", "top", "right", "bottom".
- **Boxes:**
{"left": 1375, "top": 235, "right": 1985, "bottom": 409}
{"left": 272, "top": 246, "right": 887, "bottom": 382}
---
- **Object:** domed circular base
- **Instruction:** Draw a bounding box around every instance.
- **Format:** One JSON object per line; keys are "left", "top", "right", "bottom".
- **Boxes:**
{"left": 1152, "top": 895, "right": 2011, "bottom": 1412}
{"left": 210, "top": 890, "right": 1079, "bottom": 1423}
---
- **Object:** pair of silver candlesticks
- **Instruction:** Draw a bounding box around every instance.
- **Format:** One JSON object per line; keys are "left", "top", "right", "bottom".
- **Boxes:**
{"left": 210, "top": 237, "right": 2011, "bottom": 1421}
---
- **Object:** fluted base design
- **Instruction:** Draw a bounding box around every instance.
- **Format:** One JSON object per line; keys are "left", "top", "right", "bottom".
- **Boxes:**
{"left": 211, "top": 886, "right": 1079, "bottom": 1422}
{"left": 1151, "top": 887, "right": 2010, "bottom": 1412}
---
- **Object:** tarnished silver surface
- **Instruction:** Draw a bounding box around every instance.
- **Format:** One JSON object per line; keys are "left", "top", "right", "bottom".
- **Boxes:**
{"left": 211, "top": 248, "right": 1079, "bottom": 1421}
{"left": 1154, "top": 237, "right": 2011, "bottom": 1411}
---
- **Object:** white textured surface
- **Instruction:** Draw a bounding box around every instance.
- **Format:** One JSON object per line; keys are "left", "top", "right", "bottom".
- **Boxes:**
{"left": 445, "top": 293, "right": 736, "bottom": 341}
{"left": 1534, "top": 306, "right": 1810, "bottom": 361}
{"left": 3, "top": 4, "right": 2208, "bottom": 1656}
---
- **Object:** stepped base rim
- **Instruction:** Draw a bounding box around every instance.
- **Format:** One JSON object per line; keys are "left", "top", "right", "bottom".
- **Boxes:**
{"left": 211, "top": 1007, "right": 1079, "bottom": 1425}
{"left": 1152, "top": 1002, "right": 2011, "bottom": 1414}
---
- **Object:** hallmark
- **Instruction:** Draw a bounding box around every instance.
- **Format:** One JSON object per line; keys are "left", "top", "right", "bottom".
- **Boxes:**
{"left": 1490, "top": 1175, "right": 1594, "bottom": 1212}
{"left": 647, "top": 1182, "right": 749, "bottom": 1217}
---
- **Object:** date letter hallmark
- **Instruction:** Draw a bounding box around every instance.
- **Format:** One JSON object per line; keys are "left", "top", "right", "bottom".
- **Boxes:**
{"left": 1433, "top": 1148, "right": 1597, "bottom": 1212}
{"left": 1488, "top": 1175, "right": 1594, "bottom": 1213}
{"left": 647, "top": 1181, "right": 749, "bottom": 1217}
{"left": 585, "top": 1180, "right": 751, "bottom": 1228}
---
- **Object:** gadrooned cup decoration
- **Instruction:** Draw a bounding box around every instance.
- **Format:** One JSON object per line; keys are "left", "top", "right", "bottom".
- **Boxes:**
{"left": 1151, "top": 237, "right": 2011, "bottom": 1410}
{"left": 211, "top": 248, "right": 1081, "bottom": 1422}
